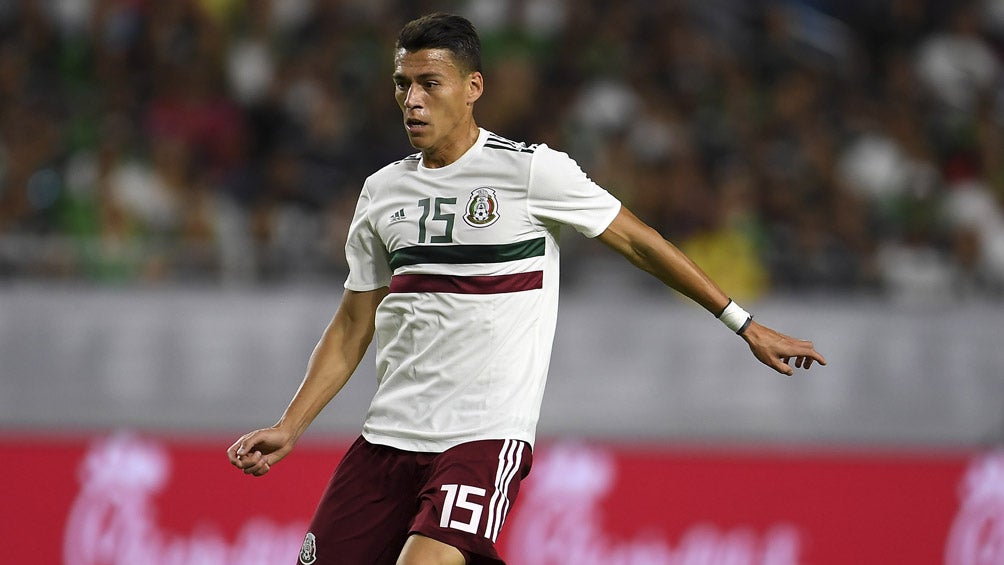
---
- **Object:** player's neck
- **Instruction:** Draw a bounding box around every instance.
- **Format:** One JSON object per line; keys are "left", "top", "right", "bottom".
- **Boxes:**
{"left": 421, "top": 122, "right": 480, "bottom": 169}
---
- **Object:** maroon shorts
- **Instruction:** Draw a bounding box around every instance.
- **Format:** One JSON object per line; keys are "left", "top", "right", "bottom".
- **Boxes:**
{"left": 296, "top": 436, "right": 532, "bottom": 565}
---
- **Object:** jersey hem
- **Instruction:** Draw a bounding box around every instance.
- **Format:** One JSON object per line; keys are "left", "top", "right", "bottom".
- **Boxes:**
{"left": 361, "top": 429, "right": 537, "bottom": 454}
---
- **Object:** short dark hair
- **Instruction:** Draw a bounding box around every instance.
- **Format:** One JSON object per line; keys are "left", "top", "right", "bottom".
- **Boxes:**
{"left": 396, "top": 13, "right": 482, "bottom": 74}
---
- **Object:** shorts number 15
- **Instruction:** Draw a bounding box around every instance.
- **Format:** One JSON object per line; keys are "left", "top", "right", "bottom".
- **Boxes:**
{"left": 439, "top": 483, "right": 486, "bottom": 534}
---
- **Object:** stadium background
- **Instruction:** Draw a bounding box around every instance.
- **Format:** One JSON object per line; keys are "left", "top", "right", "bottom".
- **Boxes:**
{"left": 2, "top": 0, "right": 1004, "bottom": 563}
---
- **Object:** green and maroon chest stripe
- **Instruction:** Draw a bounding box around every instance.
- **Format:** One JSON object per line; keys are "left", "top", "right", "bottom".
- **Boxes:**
{"left": 388, "top": 237, "right": 545, "bottom": 294}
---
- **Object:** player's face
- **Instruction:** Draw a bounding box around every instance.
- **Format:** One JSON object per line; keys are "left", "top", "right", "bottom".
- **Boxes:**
{"left": 393, "top": 48, "right": 482, "bottom": 162}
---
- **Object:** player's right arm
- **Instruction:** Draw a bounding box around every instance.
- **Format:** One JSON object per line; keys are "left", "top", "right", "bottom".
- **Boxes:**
{"left": 226, "top": 287, "right": 388, "bottom": 477}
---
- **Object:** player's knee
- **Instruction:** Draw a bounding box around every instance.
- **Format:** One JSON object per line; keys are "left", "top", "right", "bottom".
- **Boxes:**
{"left": 396, "top": 534, "right": 467, "bottom": 565}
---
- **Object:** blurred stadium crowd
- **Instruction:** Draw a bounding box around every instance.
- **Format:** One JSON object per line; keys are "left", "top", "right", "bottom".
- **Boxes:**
{"left": 1, "top": 0, "right": 1003, "bottom": 299}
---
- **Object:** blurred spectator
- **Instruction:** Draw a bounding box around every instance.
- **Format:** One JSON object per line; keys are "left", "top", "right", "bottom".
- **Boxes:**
{"left": 0, "top": 0, "right": 1002, "bottom": 301}
{"left": 915, "top": 1, "right": 1000, "bottom": 115}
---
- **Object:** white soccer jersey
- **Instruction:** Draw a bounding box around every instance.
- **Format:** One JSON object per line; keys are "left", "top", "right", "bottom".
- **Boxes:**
{"left": 344, "top": 128, "right": 621, "bottom": 452}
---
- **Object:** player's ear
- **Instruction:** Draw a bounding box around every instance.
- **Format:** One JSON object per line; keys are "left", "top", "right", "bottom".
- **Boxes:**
{"left": 466, "top": 71, "right": 483, "bottom": 105}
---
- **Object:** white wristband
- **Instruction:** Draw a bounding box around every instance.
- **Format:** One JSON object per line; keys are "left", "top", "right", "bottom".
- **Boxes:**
{"left": 718, "top": 300, "right": 753, "bottom": 335}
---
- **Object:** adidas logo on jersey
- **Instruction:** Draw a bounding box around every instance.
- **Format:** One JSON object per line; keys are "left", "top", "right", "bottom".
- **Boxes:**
{"left": 389, "top": 208, "right": 406, "bottom": 223}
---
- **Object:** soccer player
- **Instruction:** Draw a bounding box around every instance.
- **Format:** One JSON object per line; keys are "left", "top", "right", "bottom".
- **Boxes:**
{"left": 227, "top": 13, "right": 826, "bottom": 565}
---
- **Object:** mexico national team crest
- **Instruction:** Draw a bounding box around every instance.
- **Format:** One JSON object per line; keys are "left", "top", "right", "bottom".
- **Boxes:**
{"left": 464, "top": 187, "right": 500, "bottom": 227}
{"left": 299, "top": 532, "right": 317, "bottom": 564}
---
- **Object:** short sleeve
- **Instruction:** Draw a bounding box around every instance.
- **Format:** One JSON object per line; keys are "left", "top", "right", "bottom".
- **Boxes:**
{"left": 343, "top": 183, "right": 392, "bottom": 291}
{"left": 527, "top": 146, "right": 622, "bottom": 238}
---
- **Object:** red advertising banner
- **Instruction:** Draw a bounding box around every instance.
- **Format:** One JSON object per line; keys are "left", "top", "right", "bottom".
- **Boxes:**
{"left": 3, "top": 432, "right": 1000, "bottom": 565}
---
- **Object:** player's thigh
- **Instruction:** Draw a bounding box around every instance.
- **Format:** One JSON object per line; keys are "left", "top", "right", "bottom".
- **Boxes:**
{"left": 396, "top": 534, "right": 466, "bottom": 565}
{"left": 297, "top": 437, "right": 420, "bottom": 565}
{"left": 409, "top": 439, "right": 533, "bottom": 565}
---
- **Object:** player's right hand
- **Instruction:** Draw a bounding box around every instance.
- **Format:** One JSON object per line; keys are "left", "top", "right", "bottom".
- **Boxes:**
{"left": 226, "top": 427, "right": 295, "bottom": 477}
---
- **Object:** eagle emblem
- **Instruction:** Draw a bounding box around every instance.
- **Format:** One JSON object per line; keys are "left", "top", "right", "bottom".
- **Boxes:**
{"left": 464, "top": 187, "right": 500, "bottom": 227}
{"left": 299, "top": 532, "right": 318, "bottom": 564}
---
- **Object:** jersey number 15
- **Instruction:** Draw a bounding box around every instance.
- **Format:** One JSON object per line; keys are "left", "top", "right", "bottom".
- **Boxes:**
{"left": 417, "top": 197, "right": 456, "bottom": 244}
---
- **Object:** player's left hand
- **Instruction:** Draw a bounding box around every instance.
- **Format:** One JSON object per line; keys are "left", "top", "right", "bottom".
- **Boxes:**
{"left": 740, "top": 321, "right": 827, "bottom": 376}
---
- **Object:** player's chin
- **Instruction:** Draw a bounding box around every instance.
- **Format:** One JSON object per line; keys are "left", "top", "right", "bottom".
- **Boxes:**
{"left": 405, "top": 131, "right": 431, "bottom": 149}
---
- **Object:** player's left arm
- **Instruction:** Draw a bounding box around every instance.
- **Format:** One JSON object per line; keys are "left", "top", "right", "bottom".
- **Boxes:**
{"left": 596, "top": 205, "right": 826, "bottom": 376}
